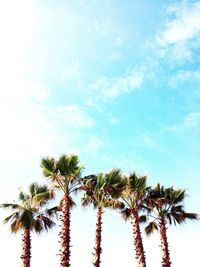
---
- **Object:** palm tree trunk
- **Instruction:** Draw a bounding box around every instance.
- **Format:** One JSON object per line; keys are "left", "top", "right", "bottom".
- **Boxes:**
{"left": 92, "top": 207, "right": 103, "bottom": 267}
{"left": 59, "top": 193, "right": 71, "bottom": 267}
{"left": 159, "top": 218, "right": 171, "bottom": 267}
{"left": 130, "top": 208, "right": 146, "bottom": 267}
{"left": 21, "top": 228, "right": 31, "bottom": 267}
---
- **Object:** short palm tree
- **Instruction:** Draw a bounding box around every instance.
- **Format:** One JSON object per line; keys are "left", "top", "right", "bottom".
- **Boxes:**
{"left": 81, "top": 169, "right": 125, "bottom": 267}
{"left": 1, "top": 183, "right": 55, "bottom": 267}
{"left": 120, "top": 173, "right": 148, "bottom": 267}
{"left": 144, "top": 183, "right": 198, "bottom": 267}
{"left": 41, "top": 154, "right": 84, "bottom": 267}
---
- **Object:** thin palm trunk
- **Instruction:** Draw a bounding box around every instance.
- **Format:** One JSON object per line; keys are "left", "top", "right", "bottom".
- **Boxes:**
{"left": 59, "top": 193, "right": 71, "bottom": 267}
{"left": 21, "top": 228, "right": 31, "bottom": 267}
{"left": 130, "top": 208, "right": 146, "bottom": 267}
{"left": 92, "top": 207, "right": 103, "bottom": 267}
{"left": 159, "top": 217, "right": 171, "bottom": 267}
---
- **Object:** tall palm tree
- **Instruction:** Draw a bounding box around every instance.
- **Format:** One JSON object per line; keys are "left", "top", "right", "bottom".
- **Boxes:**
{"left": 41, "top": 154, "right": 84, "bottom": 267}
{"left": 1, "top": 183, "right": 55, "bottom": 267}
{"left": 81, "top": 169, "right": 125, "bottom": 267}
{"left": 120, "top": 173, "right": 148, "bottom": 267}
{"left": 144, "top": 183, "right": 198, "bottom": 267}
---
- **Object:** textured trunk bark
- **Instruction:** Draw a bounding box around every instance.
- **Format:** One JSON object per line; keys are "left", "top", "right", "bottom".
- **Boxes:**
{"left": 21, "top": 228, "right": 31, "bottom": 267}
{"left": 159, "top": 218, "right": 171, "bottom": 267}
{"left": 92, "top": 207, "right": 103, "bottom": 267}
{"left": 130, "top": 208, "right": 146, "bottom": 267}
{"left": 59, "top": 193, "right": 71, "bottom": 267}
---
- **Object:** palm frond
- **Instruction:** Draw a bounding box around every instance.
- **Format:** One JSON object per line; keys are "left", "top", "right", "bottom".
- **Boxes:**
{"left": 129, "top": 173, "right": 147, "bottom": 193}
{"left": 104, "top": 198, "right": 124, "bottom": 209}
{"left": 42, "top": 216, "right": 56, "bottom": 231}
{"left": 41, "top": 157, "right": 56, "bottom": 178}
{"left": 57, "top": 154, "right": 84, "bottom": 179}
{"left": 3, "top": 212, "right": 19, "bottom": 224}
{"left": 33, "top": 219, "right": 43, "bottom": 233}
{"left": 2, "top": 182, "right": 56, "bottom": 235}
{"left": 32, "top": 189, "right": 55, "bottom": 207}
{"left": 121, "top": 208, "right": 131, "bottom": 221}
{"left": 45, "top": 206, "right": 60, "bottom": 218}
{"left": 139, "top": 215, "right": 148, "bottom": 224}
{"left": 81, "top": 195, "right": 97, "bottom": 209}
{"left": 20, "top": 210, "right": 34, "bottom": 228}
{"left": 0, "top": 203, "right": 22, "bottom": 210}
{"left": 18, "top": 191, "right": 27, "bottom": 203}
{"left": 145, "top": 221, "right": 158, "bottom": 236}
{"left": 34, "top": 215, "right": 56, "bottom": 233}
{"left": 146, "top": 184, "right": 198, "bottom": 229}
{"left": 183, "top": 212, "right": 198, "bottom": 220}
{"left": 10, "top": 219, "right": 22, "bottom": 233}
{"left": 59, "top": 196, "right": 76, "bottom": 209}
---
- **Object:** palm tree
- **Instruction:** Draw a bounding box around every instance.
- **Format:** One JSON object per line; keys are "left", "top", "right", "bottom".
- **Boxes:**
{"left": 144, "top": 183, "right": 198, "bottom": 267}
{"left": 41, "top": 154, "right": 84, "bottom": 267}
{"left": 1, "top": 183, "right": 55, "bottom": 267}
{"left": 81, "top": 169, "right": 125, "bottom": 267}
{"left": 120, "top": 173, "right": 148, "bottom": 267}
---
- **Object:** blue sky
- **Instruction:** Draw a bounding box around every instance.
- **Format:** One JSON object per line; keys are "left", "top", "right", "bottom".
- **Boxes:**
{"left": 0, "top": 0, "right": 200, "bottom": 266}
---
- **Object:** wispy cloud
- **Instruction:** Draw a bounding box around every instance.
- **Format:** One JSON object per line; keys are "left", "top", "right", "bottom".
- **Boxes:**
{"left": 184, "top": 112, "right": 200, "bottom": 128}
{"left": 47, "top": 105, "right": 95, "bottom": 128}
{"left": 139, "top": 134, "right": 160, "bottom": 149}
{"left": 160, "top": 1, "right": 200, "bottom": 45}
{"left": 167, "top": 112, "right": 200, "bottom": 133}
{"left": 0, "top": 86, "right": 56, "bottom": 164}
{"left": 29, "top": 83, "right": 49, "bottom": 102}
{"left": 87, "top": 67, "right": 145, "bottom": 105}
{"left": 62, "top": 59, "right": 81, "bottom": 82}
{"left": 83, "top": 137, "right": 104, "bottom": 154}
{"left": 168, "top": 70, "right": 200, "bottom": 87}
{"left": 93, "top": 19, "right": 114, "bottom": 37}
{"left": 108, "top": 114, "right": 119, "bottom": 125}
{"left": 155, "top": 1, "right": 200, "bottom": 63}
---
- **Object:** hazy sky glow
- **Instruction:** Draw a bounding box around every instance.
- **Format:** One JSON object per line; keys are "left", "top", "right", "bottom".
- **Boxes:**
{"left": 0, "top": 1, "right": 199, "bottom": 266}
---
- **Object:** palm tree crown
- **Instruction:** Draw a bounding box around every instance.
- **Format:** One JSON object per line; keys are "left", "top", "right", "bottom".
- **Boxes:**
{"left": 1, "top": 183, "right": 55, "bottom": 267}
{"left": 41, "top": 154, "right": 84, "bottom": 267}
{"left": 81, "top": 169, "right": 125, "bottom": 267}
{"left": 41, "top": 154, "right": 83, "bottom": 194}
{"left": 81, "top": 168, "right": 125, "bottom": 209}
{"left": 120, "top": 173, "right": 148, "bottom": 267}
{"left": 144, "top": 183, "right": 198, "bottom": 235}
{"left": 120, "top": 172, "right": 148, "bottom": 219}
{"left": 144, "top": 183, "right": 198, "bottom": 267}
{"left": 1, "top": 182, "right": 55, "bottom": 233}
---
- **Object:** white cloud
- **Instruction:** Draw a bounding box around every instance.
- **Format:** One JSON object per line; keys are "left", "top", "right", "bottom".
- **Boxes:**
{"left": 155, "top": 1, "right": 200, "bottom": 63}
{"left": 108, "top": 114, "right": 119, "bottom": 125}
{"left": 93, "top": 19, "right": 114, "bottom": 36}
{"left": 114, "top": 35, "right": 125, "bottom": 47}
{"left": 140, "top": 134, "right": 159, "bottom": 149}
{"left": 109, "top": 50, "right": 123, "bottom": 61}
{"left": 29, "top": 84, "right": 49, "bottom": 102}
{"left": 89, "top": 67, "right": 145, "bottom": 100}
{"left": 184, "top": 112, "right": 200, "bottom": 128}
{"left": 0, "top": 88, "right": 56, "bottom": 164}
{"left": 83, "top": 137, "right": 104, "bottom": 153}
{"left": 62, "top": 59, "right": 81, "bottom": 82}
{"left": 167, "top": 112, "right": 200, "bottom": 133}
{"left": 159, "top": 1, "right": 200, "bottom": 45}
{"left": 48, "top": 105, "right": 95, "bottom": 128}
{"left": 168, "top": 70, "right": 200, "bottom": 87}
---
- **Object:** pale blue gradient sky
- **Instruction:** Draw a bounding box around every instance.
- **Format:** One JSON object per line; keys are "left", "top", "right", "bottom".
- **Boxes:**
{"left": 0, "top": 0, "right": 199, "bottom": 266}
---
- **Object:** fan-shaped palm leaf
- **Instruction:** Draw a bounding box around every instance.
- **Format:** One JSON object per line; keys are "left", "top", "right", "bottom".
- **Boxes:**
{"left": 41, "top": 154, "right": 84, "bottom": 267}
{"left": 1, "top": 183, "right": 56, "bottom": 267}
{"left": 145, "top": 183, "right": 198, "bottom": 267}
